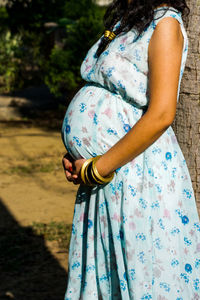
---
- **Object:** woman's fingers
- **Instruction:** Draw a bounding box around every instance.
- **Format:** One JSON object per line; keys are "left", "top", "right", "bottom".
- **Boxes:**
{"left": 62, "top": 153, "right": 85, "bottom": 185}
{"left": 62, "top": 155, "right": 74, "bottom": 182}
{"left": 65, "top": 170, "right": 75, "bottom": 182}
{"left": 68, "top": 166, "right": 73, "bottom": 172}
{"left": 62, "top": 156, "right": 73, "bottom": 172}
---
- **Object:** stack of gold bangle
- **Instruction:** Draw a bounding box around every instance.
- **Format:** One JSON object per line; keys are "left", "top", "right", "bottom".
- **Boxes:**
{"left": 80, "top": 155, "right": 115, "bottom": 186}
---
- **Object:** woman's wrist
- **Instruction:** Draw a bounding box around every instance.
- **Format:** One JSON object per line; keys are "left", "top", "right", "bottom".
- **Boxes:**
{"left": 95, "top": 155, "right": 115, "bottom": 178}
{"left": 80, "top": 156, "right": 115, "bottom": 186}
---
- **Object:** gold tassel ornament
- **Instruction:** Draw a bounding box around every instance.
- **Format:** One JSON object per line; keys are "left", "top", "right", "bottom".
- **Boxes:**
{"left": 104, "top": 30, "right": 116, "bottom": 41}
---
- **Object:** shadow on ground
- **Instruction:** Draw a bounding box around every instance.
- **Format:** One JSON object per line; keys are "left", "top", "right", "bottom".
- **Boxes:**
{"left": 0, "top": 198, "right": 68, "bottom": 300}
{"left": 0, "top": 85, "right": 72, "bottom": 130}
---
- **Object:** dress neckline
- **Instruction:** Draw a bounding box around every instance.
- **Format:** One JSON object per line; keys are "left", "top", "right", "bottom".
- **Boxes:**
{"left": 154, "top": 6, "right": 179, "bottom": 12}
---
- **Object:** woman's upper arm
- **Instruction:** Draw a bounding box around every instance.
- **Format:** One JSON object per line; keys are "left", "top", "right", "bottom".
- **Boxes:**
{"left": 147, "top": 17, "right": 184, "bottom": 125}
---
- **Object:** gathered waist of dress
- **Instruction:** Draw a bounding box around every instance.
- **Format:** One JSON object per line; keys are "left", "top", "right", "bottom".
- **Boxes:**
{"left": 83, "top": 82, "right": 148, "bottom": 113}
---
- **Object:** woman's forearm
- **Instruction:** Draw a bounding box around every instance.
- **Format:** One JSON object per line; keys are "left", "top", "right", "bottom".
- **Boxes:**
{"left": 95, "top": 110, "right": 173, "bottom": 177}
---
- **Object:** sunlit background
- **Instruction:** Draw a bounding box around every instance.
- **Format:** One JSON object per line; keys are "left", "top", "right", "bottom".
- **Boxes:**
{"left": 0, "top": 0, "right": 199, "bottom": 299}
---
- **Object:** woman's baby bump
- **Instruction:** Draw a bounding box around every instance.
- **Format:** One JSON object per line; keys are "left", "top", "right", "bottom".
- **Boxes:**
{"left": 61, "top": 84, "right": 142, "bottom": 160}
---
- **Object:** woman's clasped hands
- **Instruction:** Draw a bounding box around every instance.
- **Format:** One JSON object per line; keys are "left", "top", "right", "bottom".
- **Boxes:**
{"left": 62, "top": 153, "right": 86, "bottom": 185}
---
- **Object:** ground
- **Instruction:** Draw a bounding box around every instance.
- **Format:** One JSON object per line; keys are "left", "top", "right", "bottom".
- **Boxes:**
{"left": 0, "top": 121, "right": 78, "bottom": 300}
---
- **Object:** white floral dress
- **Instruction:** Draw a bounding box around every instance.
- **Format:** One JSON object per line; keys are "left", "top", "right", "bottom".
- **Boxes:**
{"left": 61, "top": 6, "right": 200, "bottom": 300}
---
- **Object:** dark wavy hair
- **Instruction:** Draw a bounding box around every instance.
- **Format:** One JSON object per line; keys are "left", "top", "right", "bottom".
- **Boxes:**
{"left": 96, "top": 0, "right": 190, "bottom": 57}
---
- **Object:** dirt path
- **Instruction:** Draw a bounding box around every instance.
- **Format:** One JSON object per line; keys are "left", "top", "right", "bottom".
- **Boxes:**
{"left": 0, "top": 124, "right": 77, "bottom": 225}
{"left": 0, "top": 123, "right": 78, "bottom": 299}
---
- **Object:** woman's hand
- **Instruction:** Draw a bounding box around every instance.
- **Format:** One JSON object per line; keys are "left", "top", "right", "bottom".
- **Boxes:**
{"left": 62, "top": 153, "right": 86, "bottom": 185}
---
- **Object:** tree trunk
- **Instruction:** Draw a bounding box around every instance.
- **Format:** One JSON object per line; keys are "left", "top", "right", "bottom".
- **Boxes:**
{"left": 172, "top": 0, "right": 200, "bottom": 216}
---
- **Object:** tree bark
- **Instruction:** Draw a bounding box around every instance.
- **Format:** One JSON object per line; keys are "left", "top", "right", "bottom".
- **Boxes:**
{"left": 172, "top": 0, "right": 200, "bottom": 216}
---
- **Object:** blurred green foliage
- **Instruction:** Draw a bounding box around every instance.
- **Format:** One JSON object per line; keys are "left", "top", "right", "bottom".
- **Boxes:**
{"left": 0, "top": 31, "right": 20, "bottom": 93}
{"left": 0, "top": 0, "right": 105, "bottom": 96}
{"left": 45, "top": 1, "right": 105, "bottom": 97}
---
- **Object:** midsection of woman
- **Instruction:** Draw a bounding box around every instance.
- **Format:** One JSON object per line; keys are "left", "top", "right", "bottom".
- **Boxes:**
{"left": 61, "top": 83, "right": 144, "bottom": 160}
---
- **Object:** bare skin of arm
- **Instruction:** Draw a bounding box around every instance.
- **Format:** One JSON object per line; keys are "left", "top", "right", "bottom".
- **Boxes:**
{"left": 63, "top": 17, "right": 184, "bottom": 183}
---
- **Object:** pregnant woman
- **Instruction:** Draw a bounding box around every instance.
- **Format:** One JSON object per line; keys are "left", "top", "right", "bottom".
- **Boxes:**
{"left": 62, "top": 0, "right": 200, "bottom": 299}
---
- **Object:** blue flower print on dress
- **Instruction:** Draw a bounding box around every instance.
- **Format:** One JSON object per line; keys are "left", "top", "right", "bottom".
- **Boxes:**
{"left": 172, "top": 167, "right": 177, "bottom": 178}
{"left": 71, "top": 223, "right": 76, "bottom": 235}
{"left": 79, "top": 103, "right": 87, "bottom": 113}
{"left": 86, "top": 68, "right": 95, "bottom": 81}
{"left": 161, "top": 160, "right": 168, "bottom": 170}
{"left": 138, "top": 251, "right": 146, "bottom": 263}
{"left": 155, "top": 184, "right": 162, "bottom": 193}
{"left": 65, "top": 124, "right": 71, "bottom": 134}
{"left": 183, "top": 188, "right": 192, "bottom": 199}
{"left": 148, "top": 168, "right": 154, "bottom": 177}
{"left": 86, "top": 264, "right": 96, "bottom": 273}
{"left": 152, "top": 147, "right": 162, "bottom": 155}
{"left": 165, "top": 152, "right": 172, "bottom": 160}
{"left": 194, "top": 222, "right": 200, "bottom": 231}
{"left": 141, "top": 293, "right": 152, "bottom": 300}
{"left": 73, "top": 136, "right": 82, "bottom": 147}
{"left": 133, "top": 49, "right": 142, "bottom": 61}
{"left": 153, "top": 238, "right": 162, "bottom": 249}
{"left": 159, "top": 282, "right": 171, "bottom": 292}
{"left": 180, "top": 273, "right": 189, "bottom": 284}
{"left": 119, "top": 44, "right": 125, "bottom": 52}
{"left": 120, "top": 279, "right": 127, "bottom": 291}
{"left": 135, "top": 164, "right": 143, "bottom": 176}
{"left": 193, "top": 278, "right": 200, "bottom": 291}
{"left": 151, "top": 200, "right": 160, "bottom": 209}
{"left": 106, "top": 66, "right": 115, "bottom": 78}
{"left": 102, "top": 49, "right": 109, "bottom": 56}
{"left": 139, "top": 82, "right": 146, "bottom": 94}
{"left": 170, "top": 227, "right": 180, "bottom": 235}
{"left": 184, "top": 236, "right": 192, "bottom": 246}
{"left": 139, "top": 197, "right": 148, "bottom": 209}
{"left": 182, "top": 215, "right": 189, "bottom": 225}
{"left": 99, "top": 273, "right": 110, "bottom": 282}
{"left": 124, "top": 269, "right": 136, "bottom": 281}
{"left": 195, "top": 259, "right": 200, "bottom": 269}
{"left": 72, "top": 261, "right": 81, "bottom": 270}
{"left": 128, "top": 185, "right": 137, "bottom": 197}
{"left": 171, "top": 259, "right": 179, "bottom": 267}
{"left": 93, "top": 113, "right": 98, "bottom": 125}
{"left": 136, "top": 233, "right": 146, "bottom": 241}
{"left": 158, "top": 218, "right": 165, "bottom": 230}
{"left": 88, "top": 219, "right": 93, "bottom": 228}
{"left": 185, "top": 263, "right": 192, "bottom": 273}
{"left": 107, "top": 128, "right": 118, "bottom": 136}
{"left": 123, "top": 123, "right": 131, "bottom": 133}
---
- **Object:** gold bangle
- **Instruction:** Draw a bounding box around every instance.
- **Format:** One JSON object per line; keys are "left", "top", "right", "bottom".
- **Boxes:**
{"left": 84, "top": 161, "right": 96, "bottom": 186}
{"left": 81, "top": 156, "right": 115, "bottom": 186}
{"left": 91, "top": 165, "right": 104, "bottom": 185}
{"left": 92, "top": 156, "right": 114, "bottom": 184}
{"left": 81, "top": 157, "right": 102, "bottom": 186}
{"left": 80, "top": 158, "right": 94, "bottom": 185}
